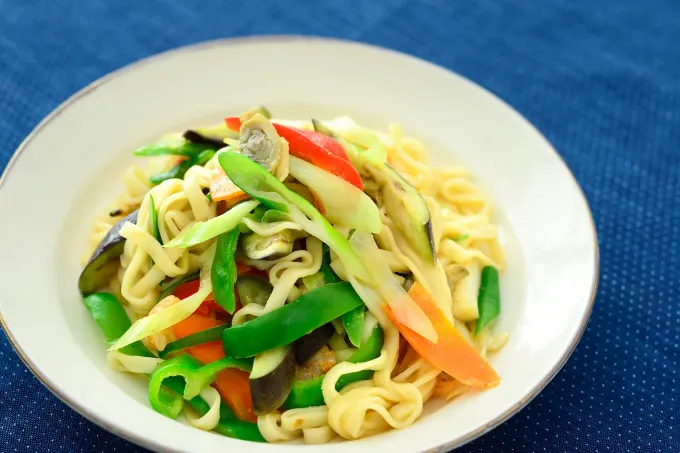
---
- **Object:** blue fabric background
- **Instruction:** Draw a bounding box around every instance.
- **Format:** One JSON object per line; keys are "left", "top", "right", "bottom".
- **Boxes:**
{"left": 1, "top": 1, "right": 678, "bottom": 451}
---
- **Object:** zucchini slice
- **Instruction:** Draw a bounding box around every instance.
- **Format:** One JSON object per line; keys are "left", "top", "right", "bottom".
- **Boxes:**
{"left": 293, "top": 323, "right": 335, "bottom": 364}
{"left": 380, "top": 164, "right": 436, "bottom": 263}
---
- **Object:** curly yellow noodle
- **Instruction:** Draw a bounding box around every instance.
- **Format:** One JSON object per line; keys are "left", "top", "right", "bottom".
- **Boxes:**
{"left": 89, "top": 119, "right": 509, "bottom": 445}
{"left": 231, "top": 236, "right": 322, "bottom": 326}
{"left": 264, "top": 122, "right": 508, "bottom": 443}
{"left": 117, "top": 165, "right": 216, "bottom": 314}
{"left": 84, "top": 165, "right": 152, "bottom": 262}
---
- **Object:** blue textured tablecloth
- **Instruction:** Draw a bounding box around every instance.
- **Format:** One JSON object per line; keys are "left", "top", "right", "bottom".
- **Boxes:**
{"left": 1, "top": 1, "right": 678, "bottom": 452}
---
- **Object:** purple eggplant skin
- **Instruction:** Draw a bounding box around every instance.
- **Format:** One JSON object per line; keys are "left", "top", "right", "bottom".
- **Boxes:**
{"left": 250, "top": 346, "right": 298, "bottom": 415}
{"left": 78, "top": 210, "right": 138, "bottom": 295}
{"left": 293, "top": 323, "right": 335, "bottom": 364}
{"left": 379, "top": 164, "right": 437, "bottom": 264}
{"left": 183, "top": 130, "right": 227, "bottom": 149}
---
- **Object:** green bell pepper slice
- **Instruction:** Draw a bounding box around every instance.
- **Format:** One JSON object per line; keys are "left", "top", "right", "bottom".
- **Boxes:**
{"left": 149, "top": 149, "right": 215, "bottom": 185}
{"left": 222, "top": 282, "right": 363, "bottom": 358}
{"left": 474, "top": 266, "right": 501, "bottom": 334}
{"left": 211, "top": 228, "right": 240, "bottom": 313}
{"left": 158, "top": 325, "right": 226, "bottom": 359}
{"left": 342, "top": 306, "right": 365, "bottom": 348}
{"left": 162, "top": 376, "right": 265, "bottom": 442}
{"left": 148, "top": 354, "right": 252, "bottom": 418}
{"left": 283, "top": 324, "right": 384, "bottom": 409}
{"left": 135, "top": 141, "right": 213, "bottom": 158}
{"left": 83, "top": 293, "right": 154, "bottom": 357}
{"left": 319, "top": 243, "right": 340, "bottom": 284}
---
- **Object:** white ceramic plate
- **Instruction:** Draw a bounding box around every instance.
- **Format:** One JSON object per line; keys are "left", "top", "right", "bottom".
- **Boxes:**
{"left": 0, "top": 37, "right": 597, "bottom": 452}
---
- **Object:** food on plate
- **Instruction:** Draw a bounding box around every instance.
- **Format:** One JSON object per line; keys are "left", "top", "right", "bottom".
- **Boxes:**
{"left": 79, "top": 107, "right": 508, "bottom": 444}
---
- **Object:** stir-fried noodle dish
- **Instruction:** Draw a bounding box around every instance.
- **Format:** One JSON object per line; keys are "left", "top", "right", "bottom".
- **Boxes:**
{"left": 79, "top": 107, "right": 508, "bottom": 444}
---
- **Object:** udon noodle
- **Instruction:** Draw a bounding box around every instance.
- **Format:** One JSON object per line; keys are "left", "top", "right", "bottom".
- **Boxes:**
{"left": 79, "top": 111, "right": 507, "bottom": 444}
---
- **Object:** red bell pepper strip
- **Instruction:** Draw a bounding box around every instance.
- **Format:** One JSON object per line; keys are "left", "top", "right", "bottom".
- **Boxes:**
{"left": 224, "top": 117, "right": 363, "bottom": 190}
{"left": 172, "top": 280, "right": 225, "bottom": 316}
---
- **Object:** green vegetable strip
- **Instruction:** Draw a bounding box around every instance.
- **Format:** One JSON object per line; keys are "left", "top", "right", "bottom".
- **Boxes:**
{"left": 222, "top": 282, "right": 363, "bottom": 358}
{"left": 159, "top": 325, "right": 226, "bottom": 359}
{"left": 261, "top": 209, "right": 288, "bottom": 223}
{"left": 150, "top": 158, "right": 195, "bottom": 185}
{"left": 148, "top": 354, "right": 252, "bottom": 417}
{"left": 161, "top": 376, "right": 265, "bottom": 442}
{"left": 320, "top": 244, "right": 340, "bottom": 284}
{"left": 109, "top": 244, "right": 216, "bottom": 351}
{"left": 250, "top": 205, "right": 269, "bottom": 222}
{"left": 301, "top": 272, "right": 326, "bottom": 291}
{"left": 149, "top": 195, "right": 161, "bottom": 243}
{"left": 83, "top": 293, "right": 154, "bottom": 357}
{"left": 157, "top": 271, "right": 199, "bottom": 302}
{"left": 135, "top": 142, "right": 212, "bottom": 157}
{"left": 474, "top": 266, "right": 501, "bottom": 335}
{"left": 283, "top": 325, "right": 383, "bottom": 409}
{"left": 212, "top": 416, "right": 266, "bottom": 442}
{"left": 218, "top": 151, "right": 370, "bottom": 282}
{"left": 211, "top": 229, "right": 240, "bottom": 313}
{"left": 195, "top": 149, "right": 216, "bottom": 166}
{"left": 342, "top": 306, "right": 365, "bottom": 348}
{"left": 165, "top": 199, "right": 259, "bottom": 248}
{"left": 84, "top": 291, "right": 262, "bottom": 442}
{"left": 149, "top": 149, "right": 216, "bottom": 185}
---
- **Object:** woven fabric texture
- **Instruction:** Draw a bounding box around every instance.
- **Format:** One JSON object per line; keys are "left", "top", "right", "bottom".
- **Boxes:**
{"left": 0, "top": 1, "right": 678, "bottom": 452}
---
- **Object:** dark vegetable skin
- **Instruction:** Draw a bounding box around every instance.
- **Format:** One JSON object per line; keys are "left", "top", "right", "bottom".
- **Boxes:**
{"left": 293, "top": 323, "right": 335, "bottom": 364}
{"left": 380, "top": 164, "right": 436, "bottom": 263}
{"left": 183, "top": 130, "right": 227, "bottom": 149}
{"left": 249, "top": 347, "right": 297, "bottom": 415}
{"left": 235, "top": 275, "right": 273, "bottom": 306}
{"left": 283, "top": 325, "right": 384, "bottom": 409}
{"left": 311, "top": 119, "right": 337, "bottom": 137}
{"left": 78, "top": 210, "right": 138, "bottom": 295}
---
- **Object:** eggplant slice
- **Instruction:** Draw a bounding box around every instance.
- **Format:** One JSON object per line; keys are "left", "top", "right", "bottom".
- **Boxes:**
{"left": 249, "top": 346, "right": 298, "bottom": 415}
{"left": 293, "top": 323, "right": 335, "bottom": 364}
{"left": 78, "top": 210, "right": 138, "bottom": 295}
{"left": 357, "top": 162, "right": 436, "bottom": 264}
{"left": 235, "top": 275, "right": 273, "bottom": 306}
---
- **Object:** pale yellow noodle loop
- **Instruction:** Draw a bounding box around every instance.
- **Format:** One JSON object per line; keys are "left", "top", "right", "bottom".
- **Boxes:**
{"left": 231, "top": 237, "right": 322, "bottom": 326}
{"left": 258, "top": 413, "right": 302, "bottom": 442}
{"left": 84, "top": 165, "right": 152, "bottom": 262}
{"left": 89, "top": 119, "right": 509, "bottom": 445}
{"left": 266, "top": 122, "right": 507, "bottom": 444}
{"left": 118, "top": 170, "right": 215, "bottom": 314}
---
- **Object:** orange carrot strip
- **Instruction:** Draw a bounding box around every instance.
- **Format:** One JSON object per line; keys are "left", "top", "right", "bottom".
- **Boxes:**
{"left": 214, "top": 368, "right": 257, "bottom": 422}
{"left": 172, "top": 314, "right": 256, "bottom": 421}
{"left": 385, "top": 282, "right": 500, "bottom": 389}
{"left": 210, "top": 167, "right": 250, "bottom": 206}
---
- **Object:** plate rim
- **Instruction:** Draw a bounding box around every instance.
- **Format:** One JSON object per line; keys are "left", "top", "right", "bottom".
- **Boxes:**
{"left": 0, "top": 34, "right": 599, "bottom": 452}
